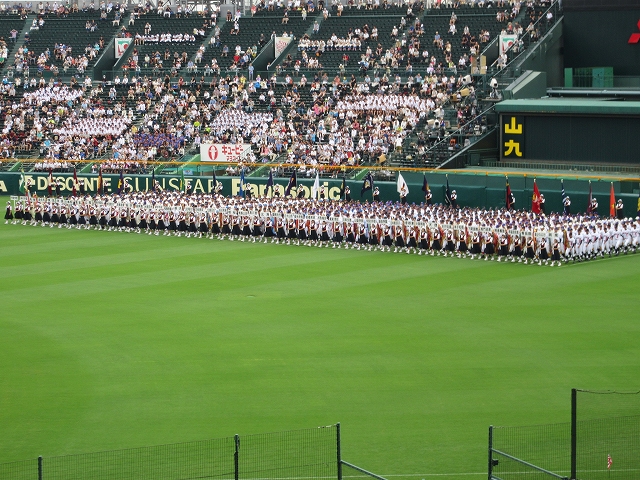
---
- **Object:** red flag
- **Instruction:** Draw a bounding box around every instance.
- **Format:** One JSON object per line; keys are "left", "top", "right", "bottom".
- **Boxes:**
{"left": 607, "top": 454, "right": 612, "bottom": 470}
{"left": 47, "top": 168, "right": 53, "bottom": 196}
{"left": 97, "top": 167, "right": 104, "bottom": 195}
{"left": 532, "top": 180, "right": 541, "bottom": 214}
{"left": 609, "top": 182, "right": 615, "bottom": 218}
{"left": 506, "top": 178, "right": 514, "bottom": 210}
{"left": 72, "top": 168, "right": 79, "bottom": 197}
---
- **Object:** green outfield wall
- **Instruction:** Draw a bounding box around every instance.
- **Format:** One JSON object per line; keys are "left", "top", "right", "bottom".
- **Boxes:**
{"left": 3, "top": 171, "right": 639, "bottom": 217}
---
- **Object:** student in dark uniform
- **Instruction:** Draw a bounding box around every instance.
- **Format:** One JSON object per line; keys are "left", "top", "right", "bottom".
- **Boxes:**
{"left": 590, "top": 197, "right": 598, "bottom": 216}
{"left": 50, "top": 204, "right": 60, "bottom": 227}
{"left": 373, "top": 187, "right": 380, "bottom": 202}
{"left": 368, "top": 222, "right": 379, "bottom": 250}
{"left": 418, "top": 227, "right": 429, "bottom": 254}
{"left": 55, "top": 179, "right": 62, "bottom": 197}
{"left": 497, "top": 234, "right": 509, "bottom": 261}
{"left": 98, "top": 207, "right": 108, "bottom": 229}
{"left": 382, "top": 225, "right": 393, "bottom": 252}
{"left": 42, "top": 202, "right": 51, "bottom": 225}
{"left": 450, "top": 190, "right": 458, "bottom": 209}
{"left": 407, "top": 227, "right": 418, "bottom": 254}
{"left": 286, "top": 218, "right": 297, "bottom": 244}
{"left": 320, "top": 221, "right": 331, "bottom": 246}
{"left": 231, "top": 215, "right": 242, "bottom": 239}
{"left": 425, "top": 187, "right": 433, "bottom": 206}
{"left": 297, "top": 187, "right": 306, "bottom": 199}
{"left": 319, "top": 185, "right": 326, "bottom": 201}
{"left": 263, "top": 217, "right": 274, "bottom": 242}
{"left": 394, "top": 225, "right": 406, "bottom": 252}
{"left": 221, "top": 214, "right": 231, "bottom": 238}
{"left": 344, "top": 186, "right": 351, "bottom": 202}
{"left": 157, "top": 211, "right": 167, "bottom": 235}
{"left": 168, "top": 211, "right": 178, "bottom": 235}
{"left": 14, "top": 201, "right": 23, "bottom": 224}
{"left": 482, "top": 232, "right": 495, "bottom": 260}
{"left": 198, "top": 213, "right": 208, "bottom": 238}
{"left": 356, "top": 223, "right": 368, "bottom": 249}
{"left": 108, "top": 207, "right": 117, "bottom": 230}
{"left": 187, "top": 212, "right": 198, "bottom": 237}
{"left": 524, "top": 237, "right": 535, "bottom": 264}
{"left": 297, "top": 220, "right": 308, "bottom": 244}
{"left": 563, "top": 196, "right": 571, "bottom": 215}
{"left": 129, "top": 209, "right": 139, "bottom": 232}
{"left": 538, "top": 237, "right": 549, "bottom": 265}
{"left": 5, "top": 201, "right": 13, "bottom": 224}
{"left": 470, "top": 231, "right": 481, "bottom": 258}
{"left": 245, "top": 183, "right": 253, "bottom": 200}
{"left": 345, "top": 223, "right": 355, "bottom": 248}
{"left": 430, "top": 228, "right": 442, "bottom": 255}
{"left": 23, "top": 202, "right": 33, "bottom": 225}
{"left": 308, "top": 220, "right": 318, "bottom": 244}
{"left": 178, "top": 211, "right": 188, "bottom": 236}
{"left": 539, "top": 194, "right": 546, "bottom": 214}
{"left": 457, "top": 230, "right": 468, "bottom": 256}
{"left": 444, "top": 230, "right": 455, "bottom": 256}
{"left": 252, "top": 216, "right": 263, "bottom": 242}
{"left": 551, "top": 236, "right": 561, "bottom": 266}
{"left": 513, "top": 235, "right": 523, "bottom": 261}
{"left": 275, "top": 217, "right": 286, "bottom": 243}
{"left": 616, "top": 199, "right": 624, "bottom": 220}
{"left": 138, "top": 210, "right": 148, "bottom": 233}
{"left": 209, "top": 213, "right": 221, "bottom": 238}
{"left": 332, "top": 222, "right": 343, "bottom": 248}
{"left": 241, "top": 216, "right": 252, "bottom": 240}
{"left": 89, "top": 207, "right": 98, "bottom": 229}
{"left": 117, "top": 208, "right": 127, "bottom": 231}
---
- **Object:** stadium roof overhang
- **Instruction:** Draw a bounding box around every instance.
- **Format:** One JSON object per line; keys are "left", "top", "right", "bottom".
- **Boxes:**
{"left": 494, "top": 98, "right": 640, "bottom": 116}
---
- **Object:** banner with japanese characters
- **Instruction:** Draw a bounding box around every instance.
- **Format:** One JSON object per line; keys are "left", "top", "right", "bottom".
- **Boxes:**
{"left": 200, "top": 143, "right": 252, "bottom": 162}
{"left": 501, "top": 115, "right": 525, "bottom": 159}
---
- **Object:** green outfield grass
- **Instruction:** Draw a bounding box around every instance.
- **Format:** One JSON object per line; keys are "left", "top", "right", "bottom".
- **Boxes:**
{"left": 1, "top": 210, "right": 639, "bottom": 479}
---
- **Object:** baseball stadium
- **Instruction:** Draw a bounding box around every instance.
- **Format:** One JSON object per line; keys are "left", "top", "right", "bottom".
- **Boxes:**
{"left": 1, "top": 0, "right": 639, "bottom": 479}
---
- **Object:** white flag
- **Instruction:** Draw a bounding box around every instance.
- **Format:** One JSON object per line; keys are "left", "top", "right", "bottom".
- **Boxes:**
{"left": 311, "top": 172, "right": 320, "bottom": 200}
{"left": 397, "top": 172, "right": 409, "bottom": 196}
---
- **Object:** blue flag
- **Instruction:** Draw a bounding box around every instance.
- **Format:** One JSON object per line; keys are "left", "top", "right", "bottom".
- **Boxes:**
{"left": 150, "top": 169, "right": 155, "bottom": 192}
{"left": 361, "top": 172, "right": 373, "bottom": 197}
{"left": 266, "top": 170, "right": 274, "bottom": 197}
{"left": 421, "top": 174, "right": 428, "bottom": 193}
{"left": 445, "top": 176, "right": 452, "bottom": 207}
{"left": 240, "top": 169, "right": 245, "bottom": 198}
{"left": 285, "top": 170, "right": 297, "bottom": 197}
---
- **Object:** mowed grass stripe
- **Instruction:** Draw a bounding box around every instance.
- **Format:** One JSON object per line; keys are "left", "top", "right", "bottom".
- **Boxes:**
{"left": 1, "top": 217, "right": 640, "bottom": 479}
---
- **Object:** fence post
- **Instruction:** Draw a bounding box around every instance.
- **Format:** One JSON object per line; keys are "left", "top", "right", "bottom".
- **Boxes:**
{"left": 336, "top": 423, "right": 342, "bottom": 480}
{"left": 487, "top": 426, "right": 493, "bottom": 480}
{"left": 234, "top": 434, "right": 240, "bottom": 480}
{"left": 38, "top": 456, "right": 42, "bottom": 480}
{"left": 571, "top": 389, "right": 577, "bottom": 480}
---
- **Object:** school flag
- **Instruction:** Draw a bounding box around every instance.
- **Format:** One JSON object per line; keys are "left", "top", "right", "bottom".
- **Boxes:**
{"left": 72, "top": 168, "right": 79, "bottom": 197}
{"left": 180, "top": 169, "right": 185, "bottom": 192}
{"left": 117, "top": 170, "right": 124, "bottom": 194}
{"left": 421, "top": 174, "right": 428, "bottom": 194}
{"left": 47, "top": 168, "right": 54, "bottom": 196}
{"left": 285, "top": 170, "right": 297, "bottom": 197}
{"left": 586, "top": 181, "right": 593, "bottom": 214}
{"left": 340, "top": 176, "right": 346, "bottom": 200}
{"left": 239, "top": 169, "right": 245, "bottom": 198}
{"left": 609, "top": 182, "right": 616, "bottom": 218}
{"left": 505, "top": 177, "right": 514, "bottom": 210}
{"left": 532, "top": 179, "right": 541, "bottom": 214}
{"left": 445, "top": 175, "right": 453, "bottom": 207}
{"left": 311, "top": 172, "right": 320, "bottom": 200}
{"left": 361, "top": 172, "right": 373, "bottom": 197}
{"left": 397, "top": 172, "right": 408, "bottom": 197}
{"left": 637, "top": 192, "right": 640, "bottom": 217}
{"left": 266, "top": 169, "right": 274, "bottom": 197}
{"left": 97, "top": 167, "right": 104, "bottom": 195}
{"left": 18, "top": 168, "right": 25, "bottom": 194}
{"left": 211, "top": 168, "right": 217, "bottom": 193}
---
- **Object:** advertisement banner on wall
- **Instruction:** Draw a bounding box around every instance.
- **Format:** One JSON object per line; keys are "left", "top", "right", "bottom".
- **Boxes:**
{"left": 200, "top": 143, "right": 251, "bottom": 162}
{"left": 274, "top": 36, "right": 292, "bottom": 58}
{"left": 115, "top": 38, "right": 133, "bottom": 58}
{"left": 499, "top": 34, "right": 518, "bottom": 54}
